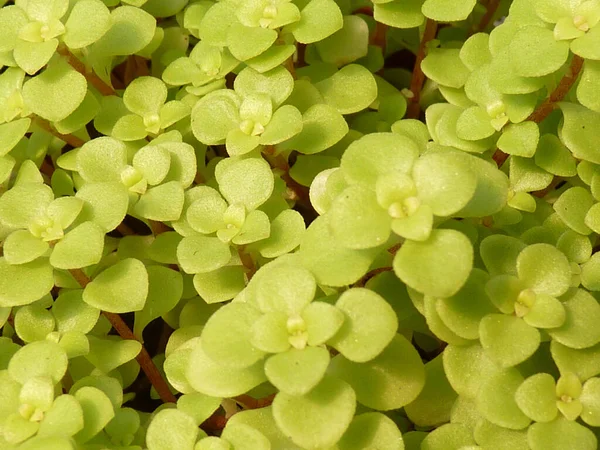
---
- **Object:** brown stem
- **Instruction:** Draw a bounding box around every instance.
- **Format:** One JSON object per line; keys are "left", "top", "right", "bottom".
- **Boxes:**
{"left": 149, "top": 220, "right": 172, "bottom": 236}
{"left": 355, "top": 267, "right": 393, "bottom": 287}
{"left": 40, "top": 158, "right": 55, "bottom": 178}
{"left": 237, "top": 247, "right": 257, "bottom": 281}
{"left": 493, "top": 55, "right": 585, "bottom": 167}
{"left": 116, "top": 222, "right": 135, "bottom": 236}
{"left": 34, "top": 117, "right": 86, "bottom": 148}
{"left": 472, "top": 0, "right": 500, "bottom": 35}
{"left": 69, "top": 269, "right": 177, "bottom": 404}
{"left": 57, "top": 45, "right": 117, "bottom": 96}
{"left": 532, "top": 177, "right": 563, "bottom": 198}
{"left": 262, "top": 147, "right": 312, "bottom": 210}
{"left": 234, "top": 393, "right": 276, "bottom": 409}
{"left": 406, "top": 19, "right": 438, "bottom": 119}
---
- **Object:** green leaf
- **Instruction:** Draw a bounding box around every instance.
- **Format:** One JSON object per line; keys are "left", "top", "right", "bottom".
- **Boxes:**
{"left": 340, "top": 132, "right": 419, "bottom": 187}
{"left": 559, "top": 102, "right": 600, "bottom": 164}
{"left": 299, "top": 216, "right": 381, "bottom": 287}
{"left": 510, "top": 26, "right": 569, "bottom": 77}
{"left": 337, "top": 412, "right": 404, "bottom": 450}
{"left": 281, "top": 103, "right": 348, "bottom": 155}
{"left": 316, "top": 64, "right": 378, "bottom": 115}
{"left": 234, "top": 66, "right": 294, "bottom": 108}
{"left": 272, "top": 375, "right": 355, "bottom": 449}
{"left": 134, "top": 266, "right": 183, "bottom": 339}
{"left": 422, "top": 0, "right": 476, "bottom": 21}
{"left": 498, "top": 122, "right": 540, "bottom": 157}
{"left": 413, "top": 151, "right": 477, "bottom": 216}
{"left": 38, "top": 394, "right": 84, "bottom": 438}
{"left": 327, "top": 185, "right": 391, "bottom": 249}
{"left": 14, "top": 39, "right": 58, "bottom": 75}
{"left": 394, "top": 229, "right": 473, "bottom": 298}
{"left": 0, "top": 118, "right": 31, "bottom": 156}
{"left": 201, "top": 302, "right": 265, "bottom": 369}
{"left": 177, "top": 235, "right": 231, "bottom": 274}
{"left": 86, "top": 335, "right": 141, "bottom": 373}
{"left": 477, "top": 368, "right": 531, "bottom": 429}
{"left": 133, "top": 181, "right": 185, "bottom": 221}
{"left": 146, "top": 409, "right": 198, "bottom": 450}
{"left": 76, "top": 137, "right": 127, "bottom": 183}
{"left": 553, "top": 186, "right": 595, "bottom": 235}
{"left": 52, "top": 289, "right": 99, "bottom": 334}
{"left": 405, "top": 355, "right": 458, "bottom": 427}
{"left": 329, "top": 288, "right": 398, "bottom": 362}
{"left": 93, "top": 5, "right": 156, "bottom": 56}
{"left": 227, "top": 23, "right": 277, "bottom": 61}
{"left": 571, "top": 25, "right": 600, "bottom": 60}
{"left": 83, "top": 258, "right": 148, "bottom": 313}
{"left": 548, "top": 289, "right": 600, "bottom": 349}
{"left": 534, "top": 133, "right": 577, "bottom": 177}
{"left": 456, "top": 106, "right": 496, "bottom": 141}
{"left": 22, "top": 60, "right": 87, "bottom": 122}
{"left": 517, "top": 243, "right": 571, "bottom": 296}
{"left": 250, "top": 311, "right": 290, "bottom": 353}
{"left": 528, "top": 418, "right": 597, "bottom": 450}
{"left": 265, "top": 347, "right": 330, "bottom": 396}
{"left": 373, "top": 0, "right": 424, "bottom": 29}
{"left": 0, "top": 183, "right": 54, "bottom": 229}
{"left": 443, "top": 343, "right": 500, "bottom": 398}
{"left": 0, "top": 257, "right": 54, "bottom": 307}
{"left": 255, "top": 209, "right": 305, "bottom": 258}
{"left": 302, "top": 301, "right": 345, "bottom": 346}
{"left": 75, "top": 182, "right": 129, "bottom": 232}
{"left": 473, "top": 419, "right": 529, "bottom": 450}
{"left": 193, "top": 266, "right": 246, "bottom": 304}
{"left": 422, "top": 49, "right": 470, "bottom": 89}
{"left": 582, "top": 253, "right": 600, "bottom": 291}
{"left": 232, "top": 210, "right": 270, "bottom": 245}
{"left": 291, "top": 0, "right": 343, "bottom": 44}
{"left": 329, "top": 334, "right": 425, "bottom": 410}
{"left": 255, "top": 264, "right": 316, "bottom": 315}
{"left": 3, "top": 230, "right": 49, "bottom": 265}
{"left": 259, "top": 105, "right": 303, "bottom": 145}
{"left": 50, "top": 221, "right": 104, "bottom": 269}
{"left": 124, "top": 77, "right": 167, "bottom": 119}
{"left": 9, "top": 340, "right": 67, "bottom": 384}
{"left": 216, "top": 158, "right": 274, "bottom": 210}
{"left": 421, "top": 423, "right": 476, "bottom": 450}
{"left": 315, "top": 16, "right": 369, "bottom": 66}
{"left": 187, "top": 338, "right": 267, "bottom": 397}
{"left": 14, "top": 304, "right": 55, "bottom": 343}
{"left": 515, "top": 373, "right": 558, "bottom": 423}
{"left": 63, "top": 0, "right": 111, "bottom": 49}
{"left": 73, "top": 386, "right": 115, "bottom": 444}
{"left": 0, "top": 6, "right": 28, "bottom": 53}
{"left": 480, "top": 314, "right": 540, "bottom": 368}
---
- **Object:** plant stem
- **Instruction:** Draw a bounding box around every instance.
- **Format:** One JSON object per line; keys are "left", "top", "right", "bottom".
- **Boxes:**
{"left": 355, "top": 266, "right": 393, "bottom": 287}
{"left": 406, "top": 19, "right": 438, "bottom": 119}
{"left": 57, "top": 45, "right": 117, "bottom": 96}
{"left": 69, "top": 268, "right": 177, "bottom": 404}
{"left": 472, "top": 0, "right": 500, "bottom": 34}
{"left": 493, "top": 55, "right": 584, "bottom": 167}
{"left": 34, "top": 117, "right": 87, "bottom": 148}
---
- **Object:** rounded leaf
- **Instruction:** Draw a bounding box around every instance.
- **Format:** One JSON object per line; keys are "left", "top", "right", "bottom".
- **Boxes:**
{"left": 265, "top": 347, "right": 330, "bottom": 396}
{"left": 177, "top": 235, "right": 231, "bottom": 274}
{"left": 509, "top": 26, "right": 569, "bottom": 77}
{"left": 515, "top": 373, "right": 558, "bottom": 423}
{"left": 147, "top": 409, "right": 198, "bottom": 450}
{"left": 272, "top": 376, "right": 355, "bottom": 450}
{"left": 0, "top": 257, "right": 54, "bottom": 307}
{"left": 9, "top": 340, "right": 68, "bottom": 384}
{"left": 63, "top": 0, "right": 111, "bottom": 49}
{"left": 216, "top": 158, "right": 274, "bottom": 210}
{"left": 394, "top": 229, "right": 473, "bottom": 298}
{"left": 255, "top": 264, "right": 316, "bottom": 315}
{"left": 337, "top": 412, "right": 404, "bottom": 450}
{"left": 83, "top": 258, "right": 149, "bottom": 313}
{"left": 516, "top": 243, "right": 571, "bottom": 297}
{"left": 329, "top": 334, "right": 425, "bottom": 410}
{"left": 22, "top": 61, "right": 87, "bottom": 122}
{"left": 93, "top": 6, "right": 156, "bottom": 56}
{"left": 201, "top": 302, "right": 265, "bottom": 369}
{"left": 528, "top": 418, "right": 597, "bottom": 450}
{"left": 50, "top": 222, "right": 104, "bottom": 269}
{"left": 315, "top": 64, "right": 378, "bottom": 114}
{"left": 329, "top": 288, "right": 398, "bottom": 362}
{"left": 480, "top": 314, "right": 540, "bottom": 368}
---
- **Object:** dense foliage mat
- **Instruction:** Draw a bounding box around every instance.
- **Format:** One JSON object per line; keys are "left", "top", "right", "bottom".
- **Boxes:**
{"left": 1, "top": 0, "right": 600, "bottom": 448}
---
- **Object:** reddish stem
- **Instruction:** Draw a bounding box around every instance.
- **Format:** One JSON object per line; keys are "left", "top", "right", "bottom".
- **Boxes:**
{"left": 472, "top": 0, "right": 501, "bottom": 35}
{"left": 355, "top": 267, "right": 393, "bottom": 287}
{"left": 406, "top": 19, "right": 438, "bottom": 119}
{"left": 57, "top": 45, "right": 116, "bottom": 96}
{"left": 492, "top": 55, "right": 585, "bottom": 167}
{"left": 69, "top": 269, "right": 177, "bottom": 404}
{"left": 35, "top": 117, "right": 86, "bottom": 148}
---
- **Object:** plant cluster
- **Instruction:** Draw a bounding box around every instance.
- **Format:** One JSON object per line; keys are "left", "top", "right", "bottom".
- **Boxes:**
{"left": 1, "top": 0, "right": 600, "bottom": 449}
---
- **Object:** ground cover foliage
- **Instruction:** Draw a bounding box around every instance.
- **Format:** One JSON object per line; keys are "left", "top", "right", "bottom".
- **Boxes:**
{"left": 1, "top": 0, "right": 600, "bottom": 448}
